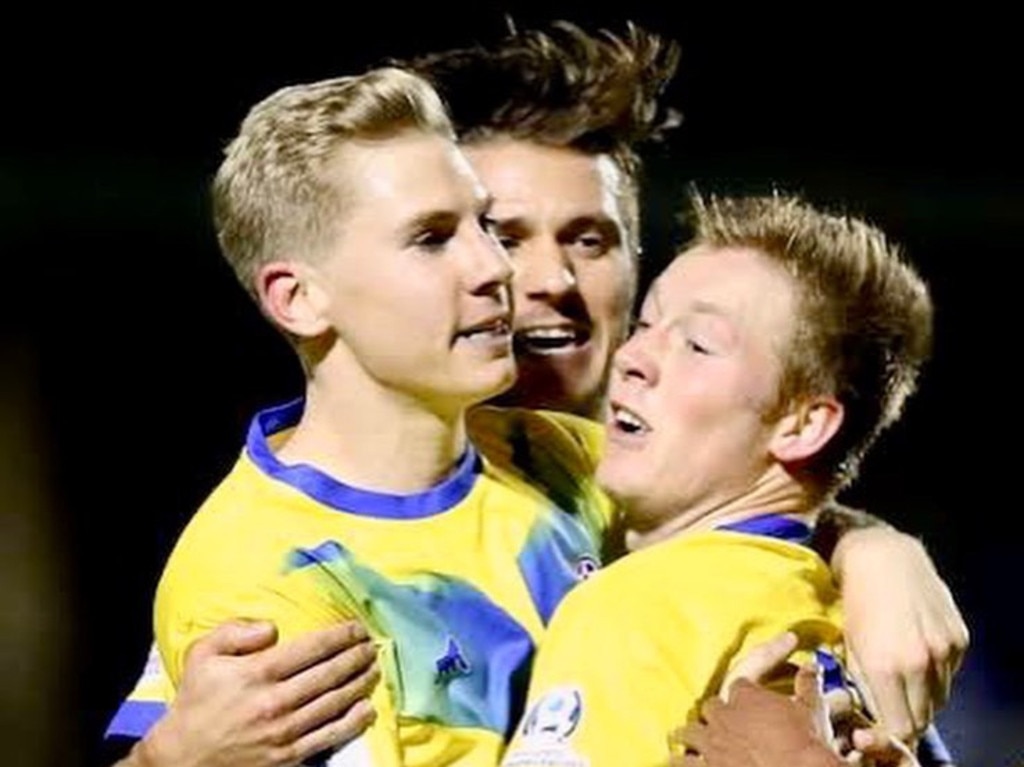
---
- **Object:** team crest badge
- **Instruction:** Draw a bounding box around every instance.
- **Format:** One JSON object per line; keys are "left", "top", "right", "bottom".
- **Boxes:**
{"left": 503, "top": 687, "right": 589, "bottom": 767}
{"left": 574, "top": 555, "right": 599, "bottom": 581}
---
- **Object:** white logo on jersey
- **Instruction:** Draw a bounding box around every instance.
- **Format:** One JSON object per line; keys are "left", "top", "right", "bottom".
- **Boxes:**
{"left": 504, "top": 687, "right": 589, "bottom": 767}
{"left": 520, "top": 687, "right": 583, "bottom": 742}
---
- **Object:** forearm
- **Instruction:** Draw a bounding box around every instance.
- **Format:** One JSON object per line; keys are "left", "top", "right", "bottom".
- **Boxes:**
{"left": 818, "top": 500, "right": 967, "bottom": 744}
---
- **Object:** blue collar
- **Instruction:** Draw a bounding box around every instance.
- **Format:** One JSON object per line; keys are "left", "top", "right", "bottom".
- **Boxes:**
{"left": 717, "top": 513, "right": 813, "bottom": 546}
{"left": 245, "top": 398, "right": 481, "bottom": 520}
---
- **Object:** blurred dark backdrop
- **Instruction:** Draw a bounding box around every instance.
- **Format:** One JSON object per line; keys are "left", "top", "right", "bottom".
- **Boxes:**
{"left": 1, "top": 4, "right": 1020, "bottom": 766}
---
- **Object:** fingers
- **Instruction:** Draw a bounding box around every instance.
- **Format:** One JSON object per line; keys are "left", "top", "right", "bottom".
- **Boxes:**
{"left": 838, "top": 528, "right": 970, "bottom": 746}
{"left": 851, "top": 725, "right": 889, "bottom": 754}
{"left": 263, "top": 621, "right": 371, "bottom": 681}
{"left": 851, "top": 727, "right": 922, "bottom": 766}
{"left": 721, "top": 631, "right": 798, "bottom": 698}
{"left": 824, "top": 686, "right": 857, "bottom": 716}
{"left": 931, "top": 654, "right": 953, "bottom": 714}
{"left": 922, "top": 605, "right": 969, "bottom": 712}
{"left": 288, "top": 697, "right": 378, "bottom": 764}
{"left": 279, "top": 638, "right": 379, "bottom": 712}
{"left": 293, "top": 661, "right": 380, "bottom": 730}
{"left": 859, "top": 633, "right": 937, "bottom": 737}
{"left": 188, "top": 619, "right": 279, "bottom": 663}
{"left": 793, "top": 660, "right": 824, "bottom": 710}
{"left": 669, "top": 722, "right": 712, "bottom": 757}
{"left": 946, "top": 615, "right": 970, "bottom": 679}
{"left": 902, "top": 664, "right": 934, "bottom": 740}
{"left": 885, "top": 609, "right": 967, "bottom": 737}
{"left": 849, "top": 659, "right": 918, "bottom": 744}
{"left": 273, "top": 662, "right": 380, "bottom": 763}
{"left": 697, "top": 692, "right": 727, "bottom": 724}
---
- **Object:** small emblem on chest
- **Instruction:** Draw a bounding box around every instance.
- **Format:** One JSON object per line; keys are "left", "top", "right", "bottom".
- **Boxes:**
{"left": 435, "top": 635, "right": 472, "bottom": 682}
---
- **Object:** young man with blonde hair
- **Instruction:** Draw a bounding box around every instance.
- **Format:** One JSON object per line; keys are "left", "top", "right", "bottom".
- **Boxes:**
{"left": 130, "top": 64, "right": 619, "bottom": 767}
{"left": 502, "top": 191, "right": 949, "bottom": 766}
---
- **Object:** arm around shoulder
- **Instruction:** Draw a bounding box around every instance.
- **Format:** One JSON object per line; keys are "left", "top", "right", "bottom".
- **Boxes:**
{"left": 817, "top": 503, "right": 969, "bottom": 744}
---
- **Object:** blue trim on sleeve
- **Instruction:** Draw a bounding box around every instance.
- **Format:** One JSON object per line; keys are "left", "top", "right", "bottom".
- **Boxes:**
{"left": 246, "top": 398, "right": 481, "bottom": 519}
{"left": 813, "top": 648, "right": 848, "bottom": 693}
{"left": 104, "top": 700, "right": 166, "bottom": 739}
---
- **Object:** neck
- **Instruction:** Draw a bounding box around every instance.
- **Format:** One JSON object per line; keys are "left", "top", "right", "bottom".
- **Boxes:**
{"left": 275, "top": 358, "right": 470, "bottom": 494}
{"left": 624, "top": 465, "right": 821, "bottom": 552}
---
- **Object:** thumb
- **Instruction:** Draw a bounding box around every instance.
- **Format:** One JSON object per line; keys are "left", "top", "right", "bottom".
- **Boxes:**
{"left": 722, "top": 631, "right": 799, "bottom": 698}
{"left": 792, "top": 658, "right": 823, "bottom": 709}
{"left": 188, "top": 619, "right": 279, "bottom": 663}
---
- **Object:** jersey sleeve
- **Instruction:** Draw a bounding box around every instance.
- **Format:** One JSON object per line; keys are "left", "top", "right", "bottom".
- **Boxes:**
{"left": 151, "top": 499, "right": 368, "bottom": 684}
{"left": 103, "top": 640, "right": 171, "bottom": 741}
{"left": 153, "top": 533, "right": 407, "bottom": 767}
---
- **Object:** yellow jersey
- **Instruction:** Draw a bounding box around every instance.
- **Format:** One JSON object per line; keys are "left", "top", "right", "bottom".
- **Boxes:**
{"left": 149, "top": 399, "right": 615, "bottom": 767}
{"left": 501, "top": 516, "right": 844, "bottom": 767}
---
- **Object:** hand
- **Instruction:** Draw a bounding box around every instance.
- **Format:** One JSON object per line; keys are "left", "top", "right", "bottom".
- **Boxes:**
{"left": 669, "top": 660, "right": 844, "bottom": 767}
{"left": 718, "top": 631, "right": 800, "bottom": 700}
{"left": 834, "top": 526, "right": 969, "bottom": 744}
{"left": 128, "top": 620, "right": 378, "bottom": 767}
{"left": 671, "top": 639, "right": 924, "bottom": 767}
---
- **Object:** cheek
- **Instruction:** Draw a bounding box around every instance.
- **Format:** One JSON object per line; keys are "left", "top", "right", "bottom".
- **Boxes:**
{"left": 660, "top": 374, "right": 749, "bottom": 442}
{"left": 738, "top": 357, "right": 783, "bottom": 413}
{"left": 360, "top": 275, "right": 453, "bottom": 341}
{"left": 579, "top": 259, "right": 635, "bottom": 334}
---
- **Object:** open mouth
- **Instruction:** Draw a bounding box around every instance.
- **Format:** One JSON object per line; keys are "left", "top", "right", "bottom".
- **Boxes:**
{"left": 514, "top": 325, "right": 591, "bottom": 356}
{"left": 609, "top": 403, "right": 650, "bottom": 435}
{"left": 458, "top": 318, "right": 512, "bottom": 343}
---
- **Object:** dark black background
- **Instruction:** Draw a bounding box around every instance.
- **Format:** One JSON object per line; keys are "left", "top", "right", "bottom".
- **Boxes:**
{"left": 2, "top": 4, "right": 1020, "bottom": 765}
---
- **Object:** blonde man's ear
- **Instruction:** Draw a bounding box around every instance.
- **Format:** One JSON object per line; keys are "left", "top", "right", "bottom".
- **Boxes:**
{"left": 769, "top": 397, "right": 844, "bottom": 464}
{"left": 256, "top": 261, "right": 333, "bottom": 338}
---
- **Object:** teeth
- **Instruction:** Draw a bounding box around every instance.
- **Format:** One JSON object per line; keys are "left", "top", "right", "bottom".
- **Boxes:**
{"left": 613, "top": 406, "right": 648, "bottom": 434}
{"left": 517, "top": 327, "right": 583, "bottom": 353}
{"left": 521, "top": 327, "right": 577, "bottom": 341}
{"left": 463, "top": 321, "right": 509, "bottom": 340}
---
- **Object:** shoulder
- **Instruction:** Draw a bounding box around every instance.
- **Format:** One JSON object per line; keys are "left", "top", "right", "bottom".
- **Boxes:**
{"left": 156, "top": 449, "right": 311, "bottom": 606}
{"left": 562, "top": 532, "right": 836, "bottom": 625}
{"left": 468, "top": 405, "right": 605, "bottom": 469}
{"left": 468, "top": 405, "right": 615, "bottom": 537}
{"left": 690, "top": 530, "right": 837, "bottom": 592}
{"left": 171, "top": 446, "right": 309, "bottom": 543}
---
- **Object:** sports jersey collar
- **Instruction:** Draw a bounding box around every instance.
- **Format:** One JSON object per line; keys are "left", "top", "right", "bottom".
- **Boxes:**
{"left": 245, "top": 398, "right": 482, "bottom": 519}
{"left": 716, "top": 513, "right": 812, "bottom": 546}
